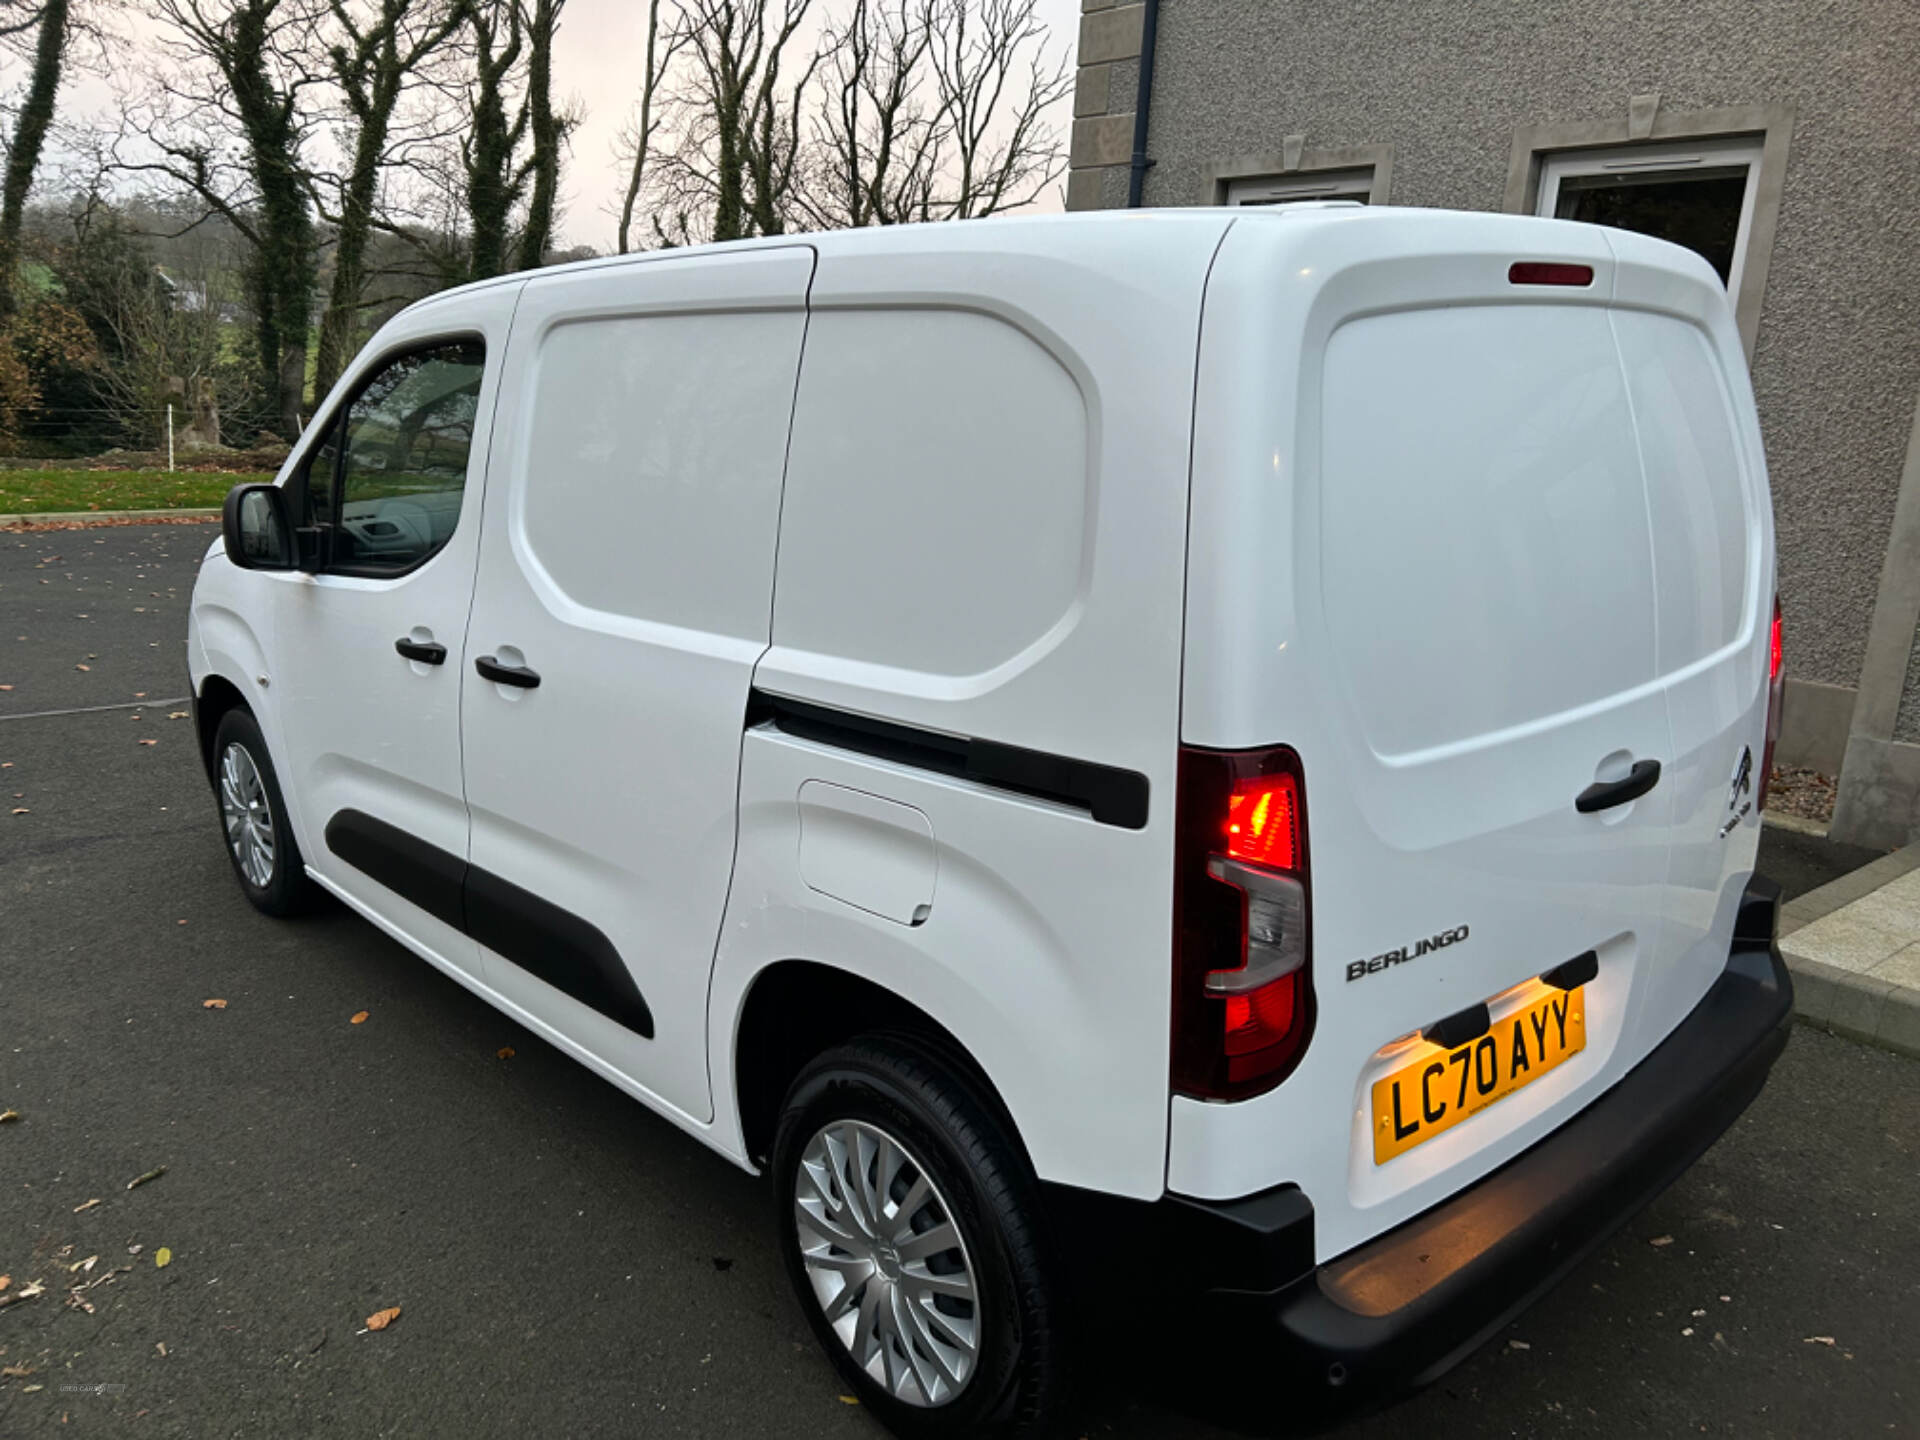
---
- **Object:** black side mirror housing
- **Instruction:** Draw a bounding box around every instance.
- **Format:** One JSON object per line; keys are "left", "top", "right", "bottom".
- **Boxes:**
{"left": 221, "top": 483, "right": 296, "bottom": 571}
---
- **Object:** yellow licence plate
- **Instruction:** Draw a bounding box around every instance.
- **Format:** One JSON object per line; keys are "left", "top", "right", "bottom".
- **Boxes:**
{"left": 1371, "top": 987, "right": 1586, "bottom": 1164}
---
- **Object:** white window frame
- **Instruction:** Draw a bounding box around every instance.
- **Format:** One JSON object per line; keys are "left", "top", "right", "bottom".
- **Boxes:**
{"left": 1535, "top": 136, "right": 1765, "bottom": 300}
{"left": 1225, "top": 167, "right": 1376, "bottom": 207}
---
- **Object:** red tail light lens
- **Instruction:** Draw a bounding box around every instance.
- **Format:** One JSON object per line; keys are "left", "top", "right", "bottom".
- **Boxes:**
{"left": 1172, "top": 747, "right": 1313, "bottom": 1100}
{"left": 1225, "top": 774, "right": 1299, "bottom": 869}
{"left": 1758, "top": 596, "right": 1784, "bottom": 810}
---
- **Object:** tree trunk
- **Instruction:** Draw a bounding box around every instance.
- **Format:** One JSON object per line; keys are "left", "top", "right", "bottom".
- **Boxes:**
{"left": 311, "top": 109, "right": 387, "bottom": 405}
{"left": 514, "top": 0, "right": 561, "bottom": 271}
{"left": 0, "top": 0, "right": 72, "bottom": 319}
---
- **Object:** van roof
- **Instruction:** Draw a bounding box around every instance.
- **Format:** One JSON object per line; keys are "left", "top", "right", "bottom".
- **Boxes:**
{"left": 403, "top": 204, "right": 1724, "bottom": 327}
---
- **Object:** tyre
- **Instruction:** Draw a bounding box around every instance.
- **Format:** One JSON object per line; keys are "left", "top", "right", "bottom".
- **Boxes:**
{"left": 772, "top": 1038, "right": 1064, "bottom": 1437}
{"left": 210, "top": 707, "right": 313, "bottom": 917}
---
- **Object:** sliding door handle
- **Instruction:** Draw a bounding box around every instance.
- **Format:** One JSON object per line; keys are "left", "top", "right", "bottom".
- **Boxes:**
{"left": 394, "top": 637, "right": 447, "bottom": 665}
{"left": 476, "top": 654, "right": 541, "bottom": 689}
{"left": 1576, "top": 759, "right": 1661, "bottom": 814}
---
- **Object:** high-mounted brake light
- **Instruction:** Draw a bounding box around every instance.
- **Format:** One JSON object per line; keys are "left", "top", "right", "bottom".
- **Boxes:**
{"left": 1758, "top": 596, "right": 1784, "bottom": 810}
{"left": 1172, "top": 748, "right": 1314, "bottom": 1100}
{"left": 1509, "top": 261, "right": 1594, "bottom": 287}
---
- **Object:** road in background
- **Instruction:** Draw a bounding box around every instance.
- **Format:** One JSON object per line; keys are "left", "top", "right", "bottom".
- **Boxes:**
{"left": 3, "top": 525, "right": 1914, "bottom": 1437}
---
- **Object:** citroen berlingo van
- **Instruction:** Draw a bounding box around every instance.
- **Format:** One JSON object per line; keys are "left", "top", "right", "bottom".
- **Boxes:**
{"left": 190, "top": 206, "right": 1793, "bottom": 1435}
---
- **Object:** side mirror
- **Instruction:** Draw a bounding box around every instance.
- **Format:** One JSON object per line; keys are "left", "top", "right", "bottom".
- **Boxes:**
{"left": 222, "top": 483, "right": 295, "bottom": 571}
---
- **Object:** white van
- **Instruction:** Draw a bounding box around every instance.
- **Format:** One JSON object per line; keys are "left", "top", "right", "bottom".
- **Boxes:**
{"left": 190, "top": 206, "right": 1794, "bottom": 1434}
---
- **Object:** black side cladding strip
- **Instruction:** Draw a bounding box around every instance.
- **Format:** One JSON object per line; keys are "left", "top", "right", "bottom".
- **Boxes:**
{"left": 758, "top": 693, "right": 1150, "bottom": 830}
{"left": 463, "top": 867, "right": 656, "bottom": 1038}
{"left": 324, "top": 809, "right": 467, "bottom": 931}
{"left": 323, "top": 809, "right": 655, "bottom": 1039}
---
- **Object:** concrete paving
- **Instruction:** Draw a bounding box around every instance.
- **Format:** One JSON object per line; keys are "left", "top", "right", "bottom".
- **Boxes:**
{"left": 1782, "top": 843, "right": 1920, "bottom": 1058}
{"left": 3, "top": 524, "right": 1917, "bottom": 1438}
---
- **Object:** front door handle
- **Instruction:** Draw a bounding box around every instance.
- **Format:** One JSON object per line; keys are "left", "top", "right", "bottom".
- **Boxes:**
{"left": 476, "top": 654, "right": 541, "bottom": 689}
{"left": 1576, "top": 759, "right": 1661, "bottom": 814}
{"left": 394, "top": 637, "right": 447, "bottom": 665}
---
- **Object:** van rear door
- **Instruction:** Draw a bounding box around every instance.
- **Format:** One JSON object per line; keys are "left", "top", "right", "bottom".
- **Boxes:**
{"left": 1607, "top": 229, "right": 1773, "bottom": 1045}
{"left": 1174, "top": 210, "right": 1764, "bottom": 1260}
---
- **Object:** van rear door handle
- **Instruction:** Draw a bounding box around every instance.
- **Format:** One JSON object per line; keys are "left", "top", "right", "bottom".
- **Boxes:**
{"left": 475, "top": 654, "right": 541, "bottom": 689}
{"left": 1575, "top": 759, "right": 1661, "bottom": 813}
{"left": 394, "top": 637, "right": 447, "bottom": 665}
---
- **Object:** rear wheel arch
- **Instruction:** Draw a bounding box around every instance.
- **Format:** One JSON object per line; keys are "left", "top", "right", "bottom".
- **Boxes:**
{"left": 732, "top": 959, "right": 1029, "bottom": 1176}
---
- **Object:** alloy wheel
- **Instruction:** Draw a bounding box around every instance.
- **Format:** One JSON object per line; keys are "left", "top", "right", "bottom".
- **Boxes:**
{"left": 794, "top": 1118, "right": 981, "bottom": 1407}
{"left": 219, "top": 741, "right": 276, "bottom": 889}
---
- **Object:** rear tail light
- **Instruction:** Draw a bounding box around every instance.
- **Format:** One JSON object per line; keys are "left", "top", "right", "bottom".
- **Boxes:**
{"left": 1758, "top": 595, "right": 1784, "bottom": 810}
{"left": 1172, "top": 747, "right": 1313, "bottom": 1099}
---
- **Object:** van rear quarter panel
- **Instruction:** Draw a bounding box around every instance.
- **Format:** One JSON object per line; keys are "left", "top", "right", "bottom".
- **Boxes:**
{"left": 710, "top": 216, "right": 1234, "bottom": 1200}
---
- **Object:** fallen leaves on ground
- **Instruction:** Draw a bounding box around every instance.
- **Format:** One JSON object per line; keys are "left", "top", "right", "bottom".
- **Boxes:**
{"left": 496, "top": 1046, "right": 514, "bottom": 1059}
{"left": 365, "top": 1306, "right": 401, "bottom": 1332}
{"left": 9, "top": 808, "right": 26, "bottom": 816}
{"left": 0, "top": 1108, "right": 18, "bottom": 1123}
{"left": 72, "top": 1198, "right": 101, "bottom": 1214}
{"left": 1649, "top": 1235, "right": 1674, "bottom": 1247}
{"left": 137, "top": 738, "right": 157, "bottom": 747}
{"left": 350, "top": 1011, "right": 369, "bottom": 1025}
{"left": 153, "top": 1248, "right": 171, "bottom": 1269}
{"left": 0, "top": 1274, "right": 9, "bottom": 1291}
{"left": 126, "top": 1166, "right": 167, "bottom": 1191}
{"left": 1, "top": 1363, "right": 34, "bottom": 1378}
{"left": 74, "top": 663, "right": 89, "bottom": 671}
{"left": 1804, "top": 1335, "right": 1835, "bottom": 1346}
{"left": 837, "top": 1395, "right": 859, "bottom": 1405}
{"left": 202, "top": 998, "right": 227, "bottom": 1009}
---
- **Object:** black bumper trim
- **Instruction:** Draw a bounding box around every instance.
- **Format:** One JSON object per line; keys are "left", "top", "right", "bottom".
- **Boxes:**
{"left": 1172, "top": 877, "right": 1794, "bottom": 1397}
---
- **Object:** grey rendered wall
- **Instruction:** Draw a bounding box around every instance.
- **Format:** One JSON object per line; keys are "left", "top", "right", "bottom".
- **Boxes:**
{"left": 1069, "top": 0, "right": 1920, "bottom": 782}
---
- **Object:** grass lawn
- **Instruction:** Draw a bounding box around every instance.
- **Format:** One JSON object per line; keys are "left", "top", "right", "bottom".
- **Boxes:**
{"left": 0, "top": 469, "right": 271, "bottom": 514}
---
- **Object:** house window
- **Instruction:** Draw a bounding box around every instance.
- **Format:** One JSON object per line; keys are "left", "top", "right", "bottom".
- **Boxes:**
{"left": 1225, "top": 167, "right": 1376, "bottom": 207}
{"left": 1202, "top": 142, "right": 1394, "bottom": 208}
{"left": 1535, "top": 137, "right": 1764, "bottom": 294}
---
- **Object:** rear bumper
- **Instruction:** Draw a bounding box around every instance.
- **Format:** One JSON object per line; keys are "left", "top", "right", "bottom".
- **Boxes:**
{"left": 1071, "top": 877, "right": 1794, "bottom": 1401}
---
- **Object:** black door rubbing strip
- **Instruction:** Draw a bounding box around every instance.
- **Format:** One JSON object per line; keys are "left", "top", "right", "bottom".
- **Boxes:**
{"left": 325, "top": 810, "right": 466, "bottom": 931}
{"left": 753, "top": 691, "right": 1151, "bottom": 830}
{"left": 464, "top": 867, "right": 656, "bottom": 1038}
{"left": 324, "top": 809, "right": 655, "bottom": 1039}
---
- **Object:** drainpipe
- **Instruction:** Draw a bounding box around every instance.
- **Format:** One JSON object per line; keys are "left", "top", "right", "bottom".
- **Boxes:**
{"left": 1125, "top": 0, "right": 1162, "bottom": 207}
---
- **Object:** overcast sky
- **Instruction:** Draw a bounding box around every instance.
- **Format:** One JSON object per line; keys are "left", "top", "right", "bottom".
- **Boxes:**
{"left": 10, "top": 0, "right": 1080, "bottom": 253}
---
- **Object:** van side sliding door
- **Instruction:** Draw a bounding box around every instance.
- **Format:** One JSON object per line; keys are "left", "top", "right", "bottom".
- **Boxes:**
{"left": 458, "top": 247, "right": 816, "bottom": 1126}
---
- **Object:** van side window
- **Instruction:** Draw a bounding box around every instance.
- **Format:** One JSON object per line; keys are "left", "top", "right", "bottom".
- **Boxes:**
{"left": 330, "top": 340, "right": 486, "bottom": 576}
{"left": 296, "top": 426, "right": 339, "bottom": 533}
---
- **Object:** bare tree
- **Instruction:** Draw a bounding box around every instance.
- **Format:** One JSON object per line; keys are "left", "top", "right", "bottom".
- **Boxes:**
{"left": 798, "top": 0, "right": 1066, "bottom": 228}
{"left": 923, "top": 0, "right": 1067, "bottom": 218}
{"left": 0, "top": 0, "right": 73, "bottom": 315}
{"left": 797, "top": 0, "right": 935, "bottom": 229}
{"left": 130, "top": 0, "right": 325, "bottom": 439}
{"left": 633, "top": 0, "right": 1066, "bottom": 245}
{"left": 652, "top": 0, "right": 818, "bottom": 243}
{"left": 309, "top": 0, "right": 463, "bottom": 401}
{"left": 613, "top": 0, "right": 674, "bottom": 254}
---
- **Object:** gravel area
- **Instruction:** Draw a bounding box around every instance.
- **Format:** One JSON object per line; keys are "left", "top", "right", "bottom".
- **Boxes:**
{"left": 1766, "top": 765, "right": 1837, "bottom": 826}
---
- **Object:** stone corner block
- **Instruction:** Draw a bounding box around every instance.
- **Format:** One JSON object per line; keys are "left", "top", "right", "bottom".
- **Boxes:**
{"left": 1078, "top": 3, "right": 1144, "bottom": 66}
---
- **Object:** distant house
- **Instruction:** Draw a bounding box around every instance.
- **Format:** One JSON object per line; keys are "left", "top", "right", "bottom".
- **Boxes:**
{"left": 1066, "top": 0, "right": 1920, "bottom": 848}
{"left": 153, "top": 266, "right": 243, "bottom": 324}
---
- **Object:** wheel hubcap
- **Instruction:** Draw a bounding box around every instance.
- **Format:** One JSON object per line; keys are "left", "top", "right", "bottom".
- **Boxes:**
{"left": 794, "top": 1119, "right": 980, "bottom": 1408}
{"left": 218, "top": 742, "right": 276, "bottom": 888}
